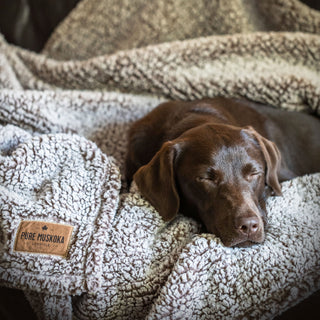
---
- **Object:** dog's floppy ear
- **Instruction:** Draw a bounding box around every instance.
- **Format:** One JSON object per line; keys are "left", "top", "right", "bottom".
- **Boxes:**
{"left": 244, "top": 126, "right": 282, "bottom": 196}
{"left": 133, "top": 141, "right": 180, "bottom": 221}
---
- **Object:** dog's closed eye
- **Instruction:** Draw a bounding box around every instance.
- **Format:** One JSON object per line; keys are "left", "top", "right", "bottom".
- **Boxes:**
{"left": 246, "top": 171, "right": 263, "bottom": 182}
{"left": 242, "top": 164, "right": 263, "bottom": 182}
{"left": 196, "top": 169, "right": 220, "bottom": 185}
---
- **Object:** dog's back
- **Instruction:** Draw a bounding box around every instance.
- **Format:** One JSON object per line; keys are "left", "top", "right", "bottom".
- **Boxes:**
{"left": 125, "top": 97, "right": 320, "bottom": 181}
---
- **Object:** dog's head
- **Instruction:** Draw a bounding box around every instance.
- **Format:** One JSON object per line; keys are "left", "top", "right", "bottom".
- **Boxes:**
{"left": 134, "top": 123, "right": 282, "bottom": 247}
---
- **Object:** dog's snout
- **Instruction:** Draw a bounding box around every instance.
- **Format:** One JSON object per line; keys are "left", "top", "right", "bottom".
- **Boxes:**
{"left": 235, "top": 216, "right": 260, "bottom": 236}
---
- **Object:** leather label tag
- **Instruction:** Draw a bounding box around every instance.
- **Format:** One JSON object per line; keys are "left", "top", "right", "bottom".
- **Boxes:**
{"left": 14, "top": 221, "right": 73, "bottom": 258}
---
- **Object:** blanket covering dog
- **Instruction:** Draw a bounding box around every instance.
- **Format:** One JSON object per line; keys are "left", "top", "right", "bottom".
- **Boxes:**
{"left": 0, "top": 0, "right": 320, "bottom": 319}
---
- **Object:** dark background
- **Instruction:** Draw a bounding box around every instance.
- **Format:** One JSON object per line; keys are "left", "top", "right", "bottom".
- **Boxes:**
{"left": 0, "top": 0, "right": 319, "bottom": 319}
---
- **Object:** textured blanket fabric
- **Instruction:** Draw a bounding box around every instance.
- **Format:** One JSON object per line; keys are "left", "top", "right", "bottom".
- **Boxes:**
{"left": 0, "top": 126, "right": 121, "bottom": 295}
{"left": 0, "top": 0, "right": 320, "bottom": 319}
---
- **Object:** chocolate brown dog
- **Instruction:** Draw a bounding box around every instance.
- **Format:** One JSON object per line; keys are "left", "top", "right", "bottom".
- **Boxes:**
{"left": 125, "top": 97, "right": 320, "bottom": 247}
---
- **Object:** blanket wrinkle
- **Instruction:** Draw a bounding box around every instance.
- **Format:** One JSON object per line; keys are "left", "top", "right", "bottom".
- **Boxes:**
{"left": 24, "top": 291, "right": 73, "bottom": 320}
{"left": 41, "top": 0, "right": 320, "bottom": 60}
{"left": 0, "top": 126, "right": 121, "bottom": 297}
{"left": 0, "top": 0, "right": 320, "bottom": 319}
{"left": 2, "top": 32, "right": 320, "bottom": 111}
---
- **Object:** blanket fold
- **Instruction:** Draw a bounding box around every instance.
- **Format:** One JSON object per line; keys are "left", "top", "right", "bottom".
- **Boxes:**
{"left": 0, "top": 125, "right": 121, "bottom": 295}
{"left": 42, "top": 0, "right": 320, "bottom": 60}
{"left": 2, "top": 32, "right": 320, "bottom": 114}
{"left": 24, "top": 291, "right": 73, "bottom": 320}
{"left": 0, "top": 0, "right": 320, "bottom": 319}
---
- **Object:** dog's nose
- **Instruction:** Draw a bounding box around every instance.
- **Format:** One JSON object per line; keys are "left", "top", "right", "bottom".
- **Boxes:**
{"left": 236, "top": 216, "right": 260, "bottom": 236}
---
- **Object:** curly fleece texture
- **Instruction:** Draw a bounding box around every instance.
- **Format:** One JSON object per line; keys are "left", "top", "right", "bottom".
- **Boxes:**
{"left": 0, "top": 0, "right": 320, "bottom": 319}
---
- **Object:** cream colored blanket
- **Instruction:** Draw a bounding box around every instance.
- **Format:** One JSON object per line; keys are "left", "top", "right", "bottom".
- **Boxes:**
{"left": 0, "top": 0, "right": 320, "bottom": 319}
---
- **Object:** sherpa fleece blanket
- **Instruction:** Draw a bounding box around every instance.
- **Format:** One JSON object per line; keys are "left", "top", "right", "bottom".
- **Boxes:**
{"left": 0, "top": 0, "right": 320, "bottom": 319}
